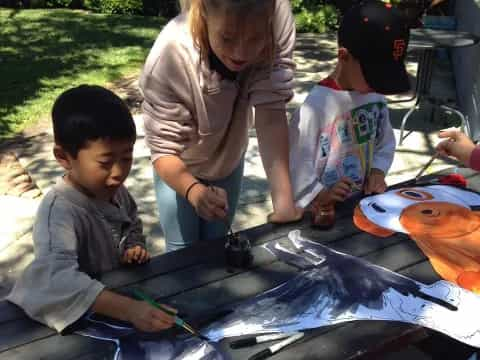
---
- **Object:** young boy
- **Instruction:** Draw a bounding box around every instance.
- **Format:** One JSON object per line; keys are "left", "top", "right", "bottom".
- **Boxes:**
{"left": 7, "top": 85, "right": 175, "bottom": 333}
{"left": 289, "top": 1, "right": 410, "bottom": 224}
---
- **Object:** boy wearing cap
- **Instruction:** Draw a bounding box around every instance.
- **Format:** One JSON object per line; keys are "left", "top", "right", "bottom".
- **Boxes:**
{"left": 289, "top": 0, "right": 410, "bottom": 225}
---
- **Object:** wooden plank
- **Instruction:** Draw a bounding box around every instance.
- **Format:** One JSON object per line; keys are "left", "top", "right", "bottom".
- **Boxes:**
{"left": 362, "top": 241, "right": 428, "bottom": 273}
{"left": 162, "top": 260, "right": 299, "bottom": 315}
{"left": 133, "top": 244, "right": 282, "bottom": 301}
{"left": 0, "top": 318, "right": 54, "bottom": 353}
{"left": 0, "top": 333, "right": 116, "bottom": 360}
{"left": 99, "top": 219, "right": 311, "bottom": 289}
{"left": 397, "top": 260, "right": 440, "bottom": 284}
{"left": 0, "top": 302, "right": 26, "bottom": 324}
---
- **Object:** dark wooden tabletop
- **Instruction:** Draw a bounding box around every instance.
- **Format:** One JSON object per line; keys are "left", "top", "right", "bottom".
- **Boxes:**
{"left": 1, "top": 168, "right": 479, "bottom": 360}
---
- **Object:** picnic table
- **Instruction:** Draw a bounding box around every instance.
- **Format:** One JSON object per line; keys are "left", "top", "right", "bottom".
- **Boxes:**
{"left": 1, "top": 168, "right": 480, "bottom": 360}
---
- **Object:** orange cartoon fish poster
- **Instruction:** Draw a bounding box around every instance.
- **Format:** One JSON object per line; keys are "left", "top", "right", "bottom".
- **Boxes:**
{"left": 354, "top": 185, "right": 480, "bottom": 293}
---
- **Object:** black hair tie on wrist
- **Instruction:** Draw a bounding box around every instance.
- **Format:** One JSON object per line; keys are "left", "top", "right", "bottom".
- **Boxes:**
{"left": 185, "top": 181, "right": 201, "bottom": 202}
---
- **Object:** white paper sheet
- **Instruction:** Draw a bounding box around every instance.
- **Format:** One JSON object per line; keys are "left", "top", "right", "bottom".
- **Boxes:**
{"left": 203, "top": 230, "right": 480, "bottom": 348}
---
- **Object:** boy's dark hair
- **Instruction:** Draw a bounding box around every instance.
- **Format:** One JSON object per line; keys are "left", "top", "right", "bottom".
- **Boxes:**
{"left": 52, "top": 85, "right": 136, "bottom": 158}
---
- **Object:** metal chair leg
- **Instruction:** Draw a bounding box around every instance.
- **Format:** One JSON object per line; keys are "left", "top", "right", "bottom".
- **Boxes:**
{"left": 399, "top": 104, "right": 420, "bottom": 146}
{"left": 440, "top": 104, "right": 469, "bottom": 137}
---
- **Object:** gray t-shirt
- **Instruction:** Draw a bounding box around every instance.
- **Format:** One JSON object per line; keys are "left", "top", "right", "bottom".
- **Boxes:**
{"left": 7, "top": 178, "right": 146, "bottom": 332}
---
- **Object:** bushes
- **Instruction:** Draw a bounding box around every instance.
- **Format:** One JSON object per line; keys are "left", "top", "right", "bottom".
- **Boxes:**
{"left": 143, "top": 0, "right": 178, "bottom": 17}
{"left": 2, "top": 0, "right": 177, "bottom": 15}
{"left": 292, "top": 0, "right": 339, "bottom": 33}
{"left": 83, "top": 0, "right": 143, "bottom": 15}
{"left": 2, "top": 0, "right": 339, "bottom": 31}
{"left": 45, "top": 0, "right": 74, "bottom": 8}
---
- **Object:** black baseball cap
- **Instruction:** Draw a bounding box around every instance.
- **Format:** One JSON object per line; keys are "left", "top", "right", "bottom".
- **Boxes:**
{"left": 338, "top": 1, "right": 411, "bottom": 95}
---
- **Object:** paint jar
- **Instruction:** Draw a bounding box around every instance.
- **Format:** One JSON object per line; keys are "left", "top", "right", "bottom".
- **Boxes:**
{"left": 225, "top": 233, "right": 253, "bottom": 268}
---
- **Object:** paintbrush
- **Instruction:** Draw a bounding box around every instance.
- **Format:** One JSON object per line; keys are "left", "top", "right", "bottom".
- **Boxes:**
{"left": 414, "top": 153, "right": 439, "bottom": 183}
{"left": 132, "top": 289, "right": 208, "bottom": 340}
{"left": 208, "top": 185, "right": 234, "bottom": 236}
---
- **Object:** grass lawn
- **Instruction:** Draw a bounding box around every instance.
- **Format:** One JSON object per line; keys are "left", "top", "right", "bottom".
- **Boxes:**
{"left": 0, "top": 8, "right": 166, "bottom": 140}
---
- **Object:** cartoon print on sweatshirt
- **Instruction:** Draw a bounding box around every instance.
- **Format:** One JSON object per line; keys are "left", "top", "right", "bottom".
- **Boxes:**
{"left": 342, "top": 155, "right": 363, "bottom": 186}
{"left": 318, "top": 133, "right": 330, "bottom": 158}
{"left": 335, "top": 120, "right": 352, "bottom": 144}
{"left": 315, "top": 102, "right": 386, "bottom": 190}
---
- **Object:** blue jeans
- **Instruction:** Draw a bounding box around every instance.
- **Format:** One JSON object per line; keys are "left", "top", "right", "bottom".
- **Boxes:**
{"left": 153, "top": 159, "right": 244, "bottom": 252}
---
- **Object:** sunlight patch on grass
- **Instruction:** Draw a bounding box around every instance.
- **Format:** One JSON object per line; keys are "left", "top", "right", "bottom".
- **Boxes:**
{"left": 0, "top": 8, "right": 165, "bottom": 139}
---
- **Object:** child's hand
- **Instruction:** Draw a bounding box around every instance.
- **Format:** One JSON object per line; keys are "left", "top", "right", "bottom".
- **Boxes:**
{"left": 437, "top": 129, "right": 476, "bottom": 166}
{"left": 123, "top": 245, "right": 150, "bottom": 264}
{"left": 364, "top": 168, "right": 387, "bottom": 195}
{"left": 326, "top": 177, "right": 355, "bottom": 203}
{"left": 188, "top": 184, "right": 228, "bottom": 221}
{"left": 128, "top": 300, "right": 177, "bottom": 332}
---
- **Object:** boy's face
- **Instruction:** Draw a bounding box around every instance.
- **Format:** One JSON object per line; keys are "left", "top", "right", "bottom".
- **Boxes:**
{"left": 56, "top": 138, "right": 134, "bottom": 201}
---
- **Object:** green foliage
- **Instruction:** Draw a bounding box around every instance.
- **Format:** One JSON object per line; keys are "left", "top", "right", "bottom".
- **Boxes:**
{"left": 45, "top": 0, "right": 74, "bottom": 8}
{"left": 143, "top": 0, "right": 178, "bottom": 17}
{"left": 0, "top": 8, "right": 166, "bottom": 138}
{"left": 83, "top": 0, "right": 143, "bottom": 15}
{"left": 293, "top": 2, "right": 339, "bottom": 33}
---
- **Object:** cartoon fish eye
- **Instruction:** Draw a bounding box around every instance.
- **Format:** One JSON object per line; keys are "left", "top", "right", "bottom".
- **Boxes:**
{"left": 369, "top": 203, "right": 386, "bottom": 213}
{"left": 396, "top": 189, "right": 434, "bottom": 201}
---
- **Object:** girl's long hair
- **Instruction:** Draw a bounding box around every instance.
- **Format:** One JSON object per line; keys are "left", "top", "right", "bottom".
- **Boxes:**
{"left": 179, "top": 0, "right": 191, "bottom": 12}
{"left": 181, "top": 0, "right": 276, "bottom": 66}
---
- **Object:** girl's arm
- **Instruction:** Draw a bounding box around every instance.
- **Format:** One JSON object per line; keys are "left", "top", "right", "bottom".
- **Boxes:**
{"left": 255, "top": 107, "right": 302, "bottom": 222}
{"left": 154, "top": 155, "right": 199, "bottom": 200}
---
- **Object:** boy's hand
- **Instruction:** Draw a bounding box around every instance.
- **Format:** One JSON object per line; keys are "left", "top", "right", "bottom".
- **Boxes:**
{"left": 437, "top": 129, "right": 476, "bottom": 166}
{"left": 326, "top": 177, "right": 355, "bottom": 203}
{"left": 364, "top": 168, "right": 387, "bottom": 195}
{"left": 123, "top": 245, "right": 150, "bottom": 264}
{"left": 128, "top": 300, "right": 177, "bottom": 332}
{"left": 188, "top": 184, "right": 228, "bottom": 221}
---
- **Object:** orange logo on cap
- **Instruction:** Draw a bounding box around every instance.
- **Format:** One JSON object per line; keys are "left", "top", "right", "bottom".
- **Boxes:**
{"left": 393, "top": 39, "right": 406, "bottom": 60}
